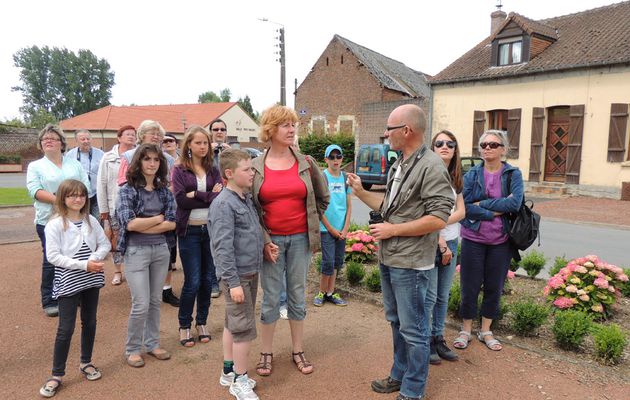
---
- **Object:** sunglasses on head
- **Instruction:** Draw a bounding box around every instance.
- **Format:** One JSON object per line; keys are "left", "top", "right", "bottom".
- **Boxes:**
{"left": 327, "top": 154, "right": 343, "bottom": 160}
{"left": 479, "top": 142, "right": 504, "bottom": 150}
{"left": 212, "top": 128, "right": 227, "bottom": 132}
{"left": 434, "top": 140, "right": 456, "bottom": 149}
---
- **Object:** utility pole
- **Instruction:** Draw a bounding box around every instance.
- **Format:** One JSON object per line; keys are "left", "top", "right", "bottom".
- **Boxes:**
{"left": 258, "top": 18, "right": 286, "bottom": 106}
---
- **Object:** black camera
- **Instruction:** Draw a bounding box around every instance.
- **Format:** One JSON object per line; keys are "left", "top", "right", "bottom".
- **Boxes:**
{"left": 369, "top": 211, "right": 384, "bottom": 224}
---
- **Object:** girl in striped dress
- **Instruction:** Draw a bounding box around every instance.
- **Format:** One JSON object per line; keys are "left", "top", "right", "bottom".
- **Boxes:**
{"left": 39, "top": 179, "right": 111, "bottom": 398}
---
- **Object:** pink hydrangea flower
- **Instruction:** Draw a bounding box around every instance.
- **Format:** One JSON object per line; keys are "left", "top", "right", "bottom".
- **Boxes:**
{"left": 506, "top": 270, "right": 515, "bottom": 279}
{"left": 607, "top": 286, "right": 616, "bottom": 293}
{"left": 591, "top": 304, "right": 604, "bottom": 313}
{"left": 594, "top": 277, "right": 609, "bottom": 289}
{"left": 553, "top": 297, "right": 574, "bottom": 309}
{"left": 543, "top": 286, "right": 550, "bottom": 296}
{"left": 617, "top": 273, "right": 629, "bottom": 282}
{"left": 456, "top": 265, "right": 461, "bottom": 273}
{"left": 547, "top": 276, "right": 565, "bottom": 289}
{"left": 579, "top": 294, "right": 590, "bottom": 302}
{"left": 351, "top": 243, "right": 364, "bottom": 252}
{"left": 574, "top": 265, "right": 588, "bottom": 274}
{"left": 565, "top": 285, "right": 578, "bottom": 293}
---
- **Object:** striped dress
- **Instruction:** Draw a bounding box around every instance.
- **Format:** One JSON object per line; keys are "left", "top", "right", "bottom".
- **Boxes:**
{"left": 52, "top": 220, "right": 105, "bottom": 299}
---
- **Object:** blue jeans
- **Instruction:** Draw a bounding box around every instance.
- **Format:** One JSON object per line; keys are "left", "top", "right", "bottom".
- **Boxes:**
{"left": 36, "top": 224, "right": 57, "bottom": 309}
{"left": 380, "top": 264, "right": 431, "bottom": 399}
{"left": 459, "top": 238, "right": 512, "bottom": 320}
{"left": 177, "top": 225, "right": 215, "bottom": 328}
{"left": 320, "top": 232, "right": 346, "bottom": 276}
{"left": 425, "top": 238, "right": 459, "bottom": 336}
{"left": 260, "top": 233, "right": 310, "bottom": 323}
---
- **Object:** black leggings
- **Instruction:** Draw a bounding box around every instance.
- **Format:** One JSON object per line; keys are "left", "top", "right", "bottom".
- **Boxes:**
{"left": 52, "top": 287, "right": 100, "bottom": 376}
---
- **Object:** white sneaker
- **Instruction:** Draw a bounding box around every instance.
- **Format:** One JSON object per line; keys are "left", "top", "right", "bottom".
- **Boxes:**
{"left": 279, "top": 305, "right": 288, "bottom": 320}
{"left": 229, "top": 373, "right": 259, "bottom": 400}
{"left": 220, "top": 371, "right": 256, "bottom": 388}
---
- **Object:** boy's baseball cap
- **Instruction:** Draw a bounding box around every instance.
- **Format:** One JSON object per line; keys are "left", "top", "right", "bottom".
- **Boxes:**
{"left": 324, "top": 144, "right": 343, "bottom": 158}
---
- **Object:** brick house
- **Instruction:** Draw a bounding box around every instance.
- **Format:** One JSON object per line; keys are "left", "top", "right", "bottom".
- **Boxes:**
{"left": 295, "top": 34, "right": 430, "bottom": 147}
{"left": 430, "top": 2, "right": 630, "bottom": 199}
{"left": 60, "top": 102, "right": 260, "bottom": 151}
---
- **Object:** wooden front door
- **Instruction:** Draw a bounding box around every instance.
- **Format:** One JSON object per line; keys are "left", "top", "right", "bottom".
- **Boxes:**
{"left": 544, "top": 107, "right": 570, "bottom": 182}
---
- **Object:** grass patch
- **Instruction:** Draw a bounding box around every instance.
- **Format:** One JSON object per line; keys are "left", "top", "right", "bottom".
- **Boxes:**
{"left": 0, "top": 188, "right": 32, "bottom": 206}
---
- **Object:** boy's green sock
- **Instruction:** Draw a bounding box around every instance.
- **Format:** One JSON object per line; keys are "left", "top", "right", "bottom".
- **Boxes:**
{"left": 223, "top": 360, "right": 234, "bottom": 374}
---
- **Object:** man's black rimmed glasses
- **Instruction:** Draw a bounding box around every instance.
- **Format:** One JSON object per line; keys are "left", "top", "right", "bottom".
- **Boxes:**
{"left": 385, "top": 124, "right": 406, "bottom": 132}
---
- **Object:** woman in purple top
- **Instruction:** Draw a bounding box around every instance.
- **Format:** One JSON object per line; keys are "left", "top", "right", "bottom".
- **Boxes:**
{"left": 454, "top": 130, "right": 523, "bottom": 352}
{"left": 171, "top": 126, "right": 223, "bottom": 347}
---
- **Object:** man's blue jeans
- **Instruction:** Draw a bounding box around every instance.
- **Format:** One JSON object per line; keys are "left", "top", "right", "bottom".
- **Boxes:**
{"left": 425, "top": 238, "right": 459, "bottom": 336}
{"left": 177, "top": 225, "right": 215, "bottom": 328}
{"left": 380, "top": 263, "right": 431, "bottom": 399}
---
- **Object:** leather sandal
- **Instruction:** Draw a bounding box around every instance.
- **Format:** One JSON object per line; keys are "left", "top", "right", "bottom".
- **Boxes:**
{"left": 478, "top": 330, "right": 502, "bottom": 351}
{"left": 255, "top": 352, "right": 273, "bottom": 376}
{"left": 196, "top": 324, "right": 211, "bottom": 343}
{"left": 453, "top": 330, "right": 472, "bottom": 349}
{"left": 292, "top": 351, "right": 314, "bottom": 375}
{"left": 179, "top": 328, "right": 195, "bottom": 347}
{"left": 39, "top": 377, "right": 62, "bottom": 398}
{"left": 79, "top": 363, "right": 102, "bottom": 381}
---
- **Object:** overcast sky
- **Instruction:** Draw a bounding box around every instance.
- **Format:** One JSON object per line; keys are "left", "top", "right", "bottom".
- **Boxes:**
{"left": 0, "top": 0, "right": 620, "bottom": 121}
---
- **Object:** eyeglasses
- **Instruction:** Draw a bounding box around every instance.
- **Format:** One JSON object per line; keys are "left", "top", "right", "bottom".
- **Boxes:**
{"left": 162, "top": 139, "right": 175, "bottom": 144}
{"left": 435, "top": 140, "right": 456, "bottom": 149}
{"left": 327, "top": 154, "right": 343, "bottom": 160}
{"left": 479, "top": 142, "right": 505, "bottom": 150}
{"left": 385, "top": 124, "right": 406, "bottom": 132}
{"left": 41, "top": 137, "right": 61, "bottom": 142}
{"left": 66, "top": 193, "right": 86, "bottom": 199}
{"left": 212, "top": 128, "right": 227, "bottom": 132}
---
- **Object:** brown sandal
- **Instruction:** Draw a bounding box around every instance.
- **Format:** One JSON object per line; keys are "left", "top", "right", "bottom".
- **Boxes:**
{"left": 256, "top": 352, "right": 273, "bottom": 376}
{"left": 292, "top": 351, "right": 313, "bottom": 375}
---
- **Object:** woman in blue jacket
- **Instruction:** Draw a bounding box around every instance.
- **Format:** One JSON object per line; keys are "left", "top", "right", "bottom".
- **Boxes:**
{"left": 453, "top": 130, "right": 523, "bottom": 352}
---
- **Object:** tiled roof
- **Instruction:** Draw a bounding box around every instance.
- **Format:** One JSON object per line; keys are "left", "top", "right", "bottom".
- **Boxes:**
{"left": 60, "top": 102, "right": 237, "bottom": 133}
{"left": 491, "top": 12, "right": 558, "bottom": 41}
{"left": 431, "top": 1, "right": 630, "bottom": 84}
{"left": 334, "top": 35, "right": 431, "bottom": 98}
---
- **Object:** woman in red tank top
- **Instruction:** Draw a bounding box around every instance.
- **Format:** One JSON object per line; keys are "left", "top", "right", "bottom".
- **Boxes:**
{"left": 251, "top": 105, "right": 329, "bottom": 377}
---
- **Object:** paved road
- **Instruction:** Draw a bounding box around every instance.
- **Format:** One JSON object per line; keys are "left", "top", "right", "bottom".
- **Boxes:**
{"left": 0, "top": 172, "right": 26, "bottom": 188}
{"left": 350, "top": 194, "right": 630, "bottom": 277}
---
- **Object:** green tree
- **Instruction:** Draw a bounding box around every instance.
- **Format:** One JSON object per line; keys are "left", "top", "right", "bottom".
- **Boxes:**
{"left": 238, "top": 95, "right": 258, "bottom": 121}
{"left": 198, "top": 88, "right": 231, "bottom": 103}
{"left": 12, "top": 46, "right": 114, "bottom": 121}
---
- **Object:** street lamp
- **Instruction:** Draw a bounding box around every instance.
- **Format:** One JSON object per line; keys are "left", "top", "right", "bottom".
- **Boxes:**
{"left": 258, "top": 18, "right": 286, "bottom": 106}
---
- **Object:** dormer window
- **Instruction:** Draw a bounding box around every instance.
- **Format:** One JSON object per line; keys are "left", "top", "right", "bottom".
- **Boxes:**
{"left": 498, "top": 37, "right": 522, "bottom": 65}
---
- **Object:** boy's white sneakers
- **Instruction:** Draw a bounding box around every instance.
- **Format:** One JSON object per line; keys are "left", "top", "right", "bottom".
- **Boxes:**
{"left": 229, "top": 373, "right": 259, "bottom": 400}
{"left": 220, "top": 371, "right": 256, "bottom": 388}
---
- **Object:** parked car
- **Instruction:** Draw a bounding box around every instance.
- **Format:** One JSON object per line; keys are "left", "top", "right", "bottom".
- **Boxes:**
{"left": 355, "top": 144, "right": 398, "bottom": 190}
{"left": 355, "top": 143, "right": 483, "bottom": 190}
{"left": 242, "top": 147, "right": 263, "bottom": 158}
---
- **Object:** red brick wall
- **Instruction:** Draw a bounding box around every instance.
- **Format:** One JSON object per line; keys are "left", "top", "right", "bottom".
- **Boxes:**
{"left": 295, "top": 37, "right": 411, "bottom": 137}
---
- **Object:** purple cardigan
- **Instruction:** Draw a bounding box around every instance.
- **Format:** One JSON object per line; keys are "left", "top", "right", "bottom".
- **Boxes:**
{"left": 172, "top": 164, "right": 223, "bottom": 237}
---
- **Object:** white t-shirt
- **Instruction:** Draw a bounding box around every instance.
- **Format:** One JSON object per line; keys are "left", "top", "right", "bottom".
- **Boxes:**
{"left": 440, "top": 186, "right": 460, "bottom": 241}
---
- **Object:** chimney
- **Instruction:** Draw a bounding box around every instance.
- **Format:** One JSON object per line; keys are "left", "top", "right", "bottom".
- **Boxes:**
{"left": 491, "top": 3, "right": 507, "bottom": 34}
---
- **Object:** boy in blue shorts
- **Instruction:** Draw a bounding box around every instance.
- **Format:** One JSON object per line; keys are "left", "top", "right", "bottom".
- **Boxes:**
{"left": 209, "top": 149, "right": 263, "bottom": 400}
{"left": 314, "top": 144, "right": 352, "bottom": 307}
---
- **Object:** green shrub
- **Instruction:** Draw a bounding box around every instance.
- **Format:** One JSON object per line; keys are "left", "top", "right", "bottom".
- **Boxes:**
{"left": 0, "top": 154, "right": 21, "bottom": 164}
{"left": 346, "top": 261, "right": 365, "bottom": 285}
{"left": 552, "top": 310, "right": 592, "bottom": 350}
{"left": 299, "top": 133, "right": 355, "bottom": 165}
{"left": 520, "top": 250, "right": 547, "bottom": 278}
{"left": 592, "top": 324, "right": 628, "bottom": 364}
{"left": 509, "top": 256, "right": 521, "bottom": 272}
{"left": 548, "top": 255, "right": 569, "bottom": 277}
{"left": 313, "top": 253, "right": 322, "bottom": 273}
{"left": 448, "top": 280, "right": 461, "bottom": 315}
{"left": 348, "top": 221, "right": 369, "bottom": 232}
{"left": 365, "top": 268, "right": 381, "bottom": 292}
{"left": 510, "top": 300, "right": 549, "bottom": 336}
{"left": 620, "top": 268, "right": 630, "bottom": 298}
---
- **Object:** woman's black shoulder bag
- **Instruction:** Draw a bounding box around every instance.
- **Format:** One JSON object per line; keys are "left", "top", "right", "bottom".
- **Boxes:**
{"left": 506, "top": 171, "right": 541, "bottom": 251}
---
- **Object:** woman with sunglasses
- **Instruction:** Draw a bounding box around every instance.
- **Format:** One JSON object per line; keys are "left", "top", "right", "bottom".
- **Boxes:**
{"left": 453, "top": 130, "right": 523, "bottom": 352}
{"left": 27, "top": 124, "right": 90, "bottom": 318}
{"left": 209, "top": 119, "right": 231, "bottom": 178}
{"left": 426, "top": 131, "right": 465, "bottom": 364}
